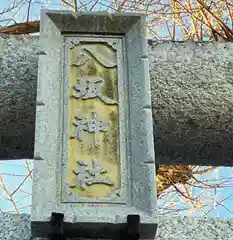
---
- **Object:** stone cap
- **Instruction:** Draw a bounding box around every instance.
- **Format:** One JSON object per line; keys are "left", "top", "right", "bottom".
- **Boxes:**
{"left": 42, "top": 9, "right": 146, "bottom": 34}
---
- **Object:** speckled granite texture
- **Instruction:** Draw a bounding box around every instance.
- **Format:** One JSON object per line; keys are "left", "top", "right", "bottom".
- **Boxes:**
{"left": 149, "top": 41, "right": 233, "bottom": 166}
{"left": 0, "top": 35, "right": 39, "bottom": 159}
{"left": 1, "top": 35, "right": 233, "bottom": 166}
{"left": 1, "top": 213, "right": 233, "bottom": 239}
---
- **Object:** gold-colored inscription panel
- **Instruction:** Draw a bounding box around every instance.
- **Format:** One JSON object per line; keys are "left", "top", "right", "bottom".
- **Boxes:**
{"left": 67, "top": 41, "right": 120, "bottom": 199}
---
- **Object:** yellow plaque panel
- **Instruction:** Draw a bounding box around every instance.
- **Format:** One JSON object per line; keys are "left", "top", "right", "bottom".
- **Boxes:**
{"left": 67, "top": 41, "right": 120, "bottom": 198}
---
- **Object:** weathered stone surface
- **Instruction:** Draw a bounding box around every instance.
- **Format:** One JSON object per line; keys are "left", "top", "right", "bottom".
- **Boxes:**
{"left": 1, "top": 35, "right": 233, "bottom": 165}
{"left": 1, "top": 213, "right": 233, "bottom": 240}
{"left": 0, "top": 35, "right": 38, "bottom": 159}
{"left": 31, "top": 11, "right": 156, "bottom": 239}
{"left": 149, "top": 41, "right": 233, "bottom": 165}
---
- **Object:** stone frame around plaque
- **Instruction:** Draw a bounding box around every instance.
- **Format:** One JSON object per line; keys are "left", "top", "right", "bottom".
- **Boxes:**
{"left": 31, "top": 9, "right": 157, "bottom": 239}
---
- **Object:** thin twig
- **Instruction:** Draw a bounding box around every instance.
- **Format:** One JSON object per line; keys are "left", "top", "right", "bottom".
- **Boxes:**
{"left": 26, "top": 0, "right": 32, "bottom": 22}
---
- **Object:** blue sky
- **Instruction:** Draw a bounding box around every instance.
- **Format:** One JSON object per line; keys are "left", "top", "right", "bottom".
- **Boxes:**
{"left": 0, "top": 160, "right": 33, "bottom": 213}
{"left": 1, "top": 0, "right": 233, "bottom": 217}
{"left": 1, "top": 161, "right": 233, "bottom": 217}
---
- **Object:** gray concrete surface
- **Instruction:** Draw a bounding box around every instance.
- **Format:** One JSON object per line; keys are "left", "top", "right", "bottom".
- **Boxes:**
{"left": 1, "top": 213, "right": 233, "bottom": 239}
{"left": 1, "top": 35, "right": 233, "bottom": 165}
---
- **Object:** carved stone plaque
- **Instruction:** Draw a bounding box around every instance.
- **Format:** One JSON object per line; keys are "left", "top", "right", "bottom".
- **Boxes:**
{"left": 62, "top": 38, "right": 126, "bottom": 203}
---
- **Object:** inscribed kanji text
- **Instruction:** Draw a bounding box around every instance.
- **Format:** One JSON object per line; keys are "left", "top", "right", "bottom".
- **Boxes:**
{"left": 72, "top": 76, "right": 117, "bottom": 105}
{"left": 69, "top": 159, "right": 113, "bottom": 190}
{"left": 70, "top": 111, "right": 109, "bottom": 147}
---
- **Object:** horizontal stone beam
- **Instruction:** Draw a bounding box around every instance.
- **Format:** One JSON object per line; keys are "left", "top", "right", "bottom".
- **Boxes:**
{"left": 2, "top": 213, "right": 233, "bottom": 240}
{"left": 150, "top": 41, "right": 233, "bottom": 166}
{"left": 1, "top": 35, "right": 233, "bottom": 166}
{"left": 0, "top": 36, "right": 38, "bottom": 160}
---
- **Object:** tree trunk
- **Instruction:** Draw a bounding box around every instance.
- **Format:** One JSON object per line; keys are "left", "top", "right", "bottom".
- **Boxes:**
{"left": 1, "top": 36, "right": 233, "bottom": 166}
